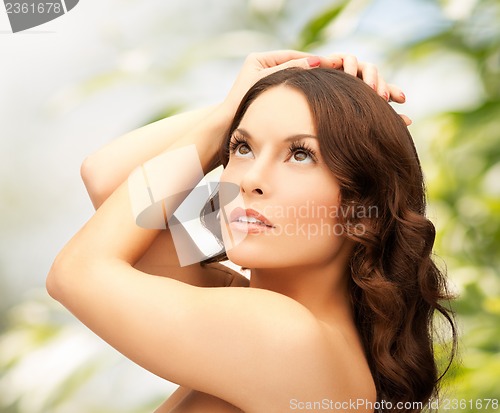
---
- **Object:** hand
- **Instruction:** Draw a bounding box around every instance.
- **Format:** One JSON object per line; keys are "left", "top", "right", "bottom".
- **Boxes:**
{"left": 331, "top": 53, "right": 412, "bottom": 125}
{"left": 223, "top": 50, "right": 411, "bottom": 126}
{"left": 223, "top": 50, "right": 342, "bottom": 114}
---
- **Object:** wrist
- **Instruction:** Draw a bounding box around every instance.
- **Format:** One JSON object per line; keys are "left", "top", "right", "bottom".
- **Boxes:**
{"left": 166, "top": 104, "right": 234, "bottom": 173}
{"left": 213, "top": 100, "right": 238, "bottom": 126}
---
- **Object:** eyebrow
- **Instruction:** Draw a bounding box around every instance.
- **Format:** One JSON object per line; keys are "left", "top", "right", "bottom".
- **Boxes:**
{"left": 233, "top": 128, "right": 318, "bottom": 143}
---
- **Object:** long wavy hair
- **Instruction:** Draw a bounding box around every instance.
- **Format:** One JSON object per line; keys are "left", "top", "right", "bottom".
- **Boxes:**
{"left": 202, "top": 67, "right": 457, "bottom": 412}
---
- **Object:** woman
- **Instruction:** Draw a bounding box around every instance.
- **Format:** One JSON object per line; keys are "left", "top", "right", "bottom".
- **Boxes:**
{"left": 47, "top": 51, "right": 456, "bottom": 412}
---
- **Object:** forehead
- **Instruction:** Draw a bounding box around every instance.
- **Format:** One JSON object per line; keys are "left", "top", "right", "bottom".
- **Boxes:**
{"left": 238, "top": 85, "right": 316, "bottom": 138}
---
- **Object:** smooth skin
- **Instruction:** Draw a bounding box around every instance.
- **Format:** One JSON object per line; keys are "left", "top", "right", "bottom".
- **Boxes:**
{"left": 47, "top": 51, "right": 408, "bottom": 413}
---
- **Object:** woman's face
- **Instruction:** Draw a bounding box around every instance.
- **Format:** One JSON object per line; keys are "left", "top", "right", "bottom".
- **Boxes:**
{"left": 219, "top": 85, "right": 350, "bottom": 270}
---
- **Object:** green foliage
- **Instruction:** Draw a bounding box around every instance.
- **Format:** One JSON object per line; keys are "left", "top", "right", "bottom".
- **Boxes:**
{"left": 295, "top": 1, "right": 351, "bottom": 50}
{"left": 404, "top": 0, "right": 500, "bottom": 410}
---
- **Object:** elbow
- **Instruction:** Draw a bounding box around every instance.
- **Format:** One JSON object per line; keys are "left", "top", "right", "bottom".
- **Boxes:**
{"left": 80, "top": 155, "right": 107, "bottom": 209}
{"left": 46, "top": 252, "right": 82, "bottom": 303}
{"left": 46, "top": 254, "right": 66, "bottom": 302}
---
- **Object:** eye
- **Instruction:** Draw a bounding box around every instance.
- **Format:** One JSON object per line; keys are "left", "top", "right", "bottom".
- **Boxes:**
{"left": 229, "top": 136, "right": 254, "bottom": 158}
{"left": 235, "top": 143, "right": 253, "bottom": 157}
{"left": 288, "top": 142, "right": 317, "bottom": 164}
{"left": 290, "top": 150, "right": 312, "bottom": 163}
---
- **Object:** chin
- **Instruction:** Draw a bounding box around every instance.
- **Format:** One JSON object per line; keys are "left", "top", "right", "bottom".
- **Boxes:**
{"left": 226, "top": 247, "right": 266, "bottom": 269}
{"left": 225, "top": 242, "right": 307, "bottom": 270}
{"left": 225, "top": 244, "right": 280, "bottom": 269}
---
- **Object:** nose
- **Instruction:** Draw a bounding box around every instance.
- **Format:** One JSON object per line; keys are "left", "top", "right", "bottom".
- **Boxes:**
{"left": 240, "top": 157, "right": 270, "bottom": 197}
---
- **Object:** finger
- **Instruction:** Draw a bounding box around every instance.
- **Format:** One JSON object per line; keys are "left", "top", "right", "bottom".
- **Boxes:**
{"left": 253, "top": 50, "right": 312, "bottom": 68}
{"left": 327, "top": 54, "right": 344, "bottom": 69}
{"left": 387, "top": 83, "right": 406, "bottom": 104}
{"left": 399, "top": 114, "right": 412, "bottom": 126}
{"left": 341, "top": 54, "right": 358, "bottom": 77}
{"left": 254, "top": 50, "right": 342, "bottom": 71}
{"left": 316, "top": 55, "right": 342, "bottom": 69}
{"left": 377, "top": 75, "right": 390, "bottom": 102}
{"left": 357, "top": 61, "right": 379, "bottom": 92}
{"left": 271, "top": 55, "right": 338, "bottom": 73}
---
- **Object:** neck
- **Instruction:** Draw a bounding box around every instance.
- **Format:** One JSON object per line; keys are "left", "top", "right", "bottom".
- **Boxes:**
{"left": 249, "top": 262, "right": 354, "bottom": 326}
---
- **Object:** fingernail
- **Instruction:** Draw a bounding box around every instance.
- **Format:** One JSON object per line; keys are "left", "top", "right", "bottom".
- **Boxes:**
{"left": 307, "top": 56, "right": 321, "bottom": 68}
{"left": 400, "top": 92, "right": 406, "bottom": 100}
{"left": 383, "top": 92, "right": 389, "bottom": 101}
{"left": 371, "top": 84, "right": 377, "bottom": 91}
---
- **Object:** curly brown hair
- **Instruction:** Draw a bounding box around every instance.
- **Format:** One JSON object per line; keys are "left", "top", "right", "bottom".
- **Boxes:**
{"left": 202, "top": 67, "right": 457, "bottom": 412}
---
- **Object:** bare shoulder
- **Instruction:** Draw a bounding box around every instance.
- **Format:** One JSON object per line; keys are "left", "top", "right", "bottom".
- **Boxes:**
{"left": 155, "top": 310, "right": 374, "bottom": 413}
{"left": 310, "top": 321, "right": 377, "bottom": 407}
{"left": 212, "top": 290, "right": 375, "bottom": 410}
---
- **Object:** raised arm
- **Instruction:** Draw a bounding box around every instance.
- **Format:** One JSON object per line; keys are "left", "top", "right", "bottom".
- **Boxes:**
{"left": 80, "top": 104, "right": 246, "bottom": 286}
{"left": 81, "top": 105, "right": 218, "bottom": 209}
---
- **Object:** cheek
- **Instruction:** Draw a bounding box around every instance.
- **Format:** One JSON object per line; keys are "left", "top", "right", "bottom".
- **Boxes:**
{"left": 219, "top": 162, "right": 245, "bottom": 191}
{"left": 279, "top": 172, "right": 340, "bottom": 224}
{"left": 274, "top": 174, "right": 344, "bottom": 250}
{"left": 218, "top": 165, "right": 244, "bottom": 211}
{"left": 279, "top": 191, "right": 342, "bottom": 243}
{"left": 217, "top": 168, "right": 247, "bottom": 251}
{"left": 277, "top": 210, "right": 345, "bottom": 268}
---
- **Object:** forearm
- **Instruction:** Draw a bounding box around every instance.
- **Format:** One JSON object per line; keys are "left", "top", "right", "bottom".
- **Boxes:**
{"left": 49, "top": 106, "right": 232, "bottom": 294}
{"left": 82, "top": 104, "right": 222, "bottom": 208}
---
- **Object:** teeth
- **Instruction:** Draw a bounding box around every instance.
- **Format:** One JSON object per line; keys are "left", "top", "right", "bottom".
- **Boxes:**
{"left": 237, "top": 216, "right": 265, "bottom": 225}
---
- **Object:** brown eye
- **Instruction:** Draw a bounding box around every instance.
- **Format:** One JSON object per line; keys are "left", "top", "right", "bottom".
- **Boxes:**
{"left": 228, "top": 137, "right": 253, "bottom": 158}
{"left": 293, "top": 151, "right": 308, "bottom": 162}
{"left": 238, "top": 144, "right": 251, "bottom": 155}
{"left": 288, "top": 141, "right": 317, "bottom": 164}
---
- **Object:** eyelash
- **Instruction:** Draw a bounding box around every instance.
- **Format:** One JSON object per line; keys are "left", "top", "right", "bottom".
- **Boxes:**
{"left": 228, "top": 136, "right": 248, "bottom": 154}
{"left": 288, "top": 140, "right": 318, "bottom": 163}
{"left": 228, "top": 136, "right": 318, "bottom": 163}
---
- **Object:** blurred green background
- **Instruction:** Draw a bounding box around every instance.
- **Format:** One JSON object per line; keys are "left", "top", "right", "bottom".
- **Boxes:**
{"left": 0, "top": 0, "right": 498, "bottom": 411}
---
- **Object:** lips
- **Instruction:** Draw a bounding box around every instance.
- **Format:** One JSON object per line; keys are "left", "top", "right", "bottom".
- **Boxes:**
{"left": 229, "top": 207, "right": 274, "bottom": 228}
